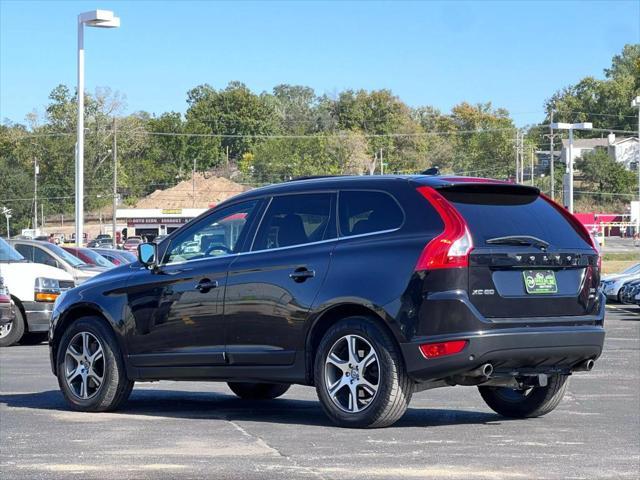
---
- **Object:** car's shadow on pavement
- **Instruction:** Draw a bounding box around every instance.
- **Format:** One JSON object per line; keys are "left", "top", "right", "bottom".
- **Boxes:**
{"left": 0, "top": 388, "right": 508, "bottom": 428}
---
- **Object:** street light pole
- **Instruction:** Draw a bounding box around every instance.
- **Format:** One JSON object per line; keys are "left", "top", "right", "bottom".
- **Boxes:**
{"left": 1, "top": 208, "right": 11, "bottom": 239}
{"left": 112, "top": 117, "right": 118, "bottom": 248}
{"left": 76, "top": 19, "right": 84, "bottom": 246}
{"left": 632, "top": 96, "right": 640, "bottom": 232}
{"left": 75, "top": 10, "right": 120, "bottom": 247}
{"left": 551, "top": 122, "right": 592, "bottom": 213}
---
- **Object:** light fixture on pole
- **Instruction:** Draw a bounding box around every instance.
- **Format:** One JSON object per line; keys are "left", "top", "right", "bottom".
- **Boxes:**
{"left": 550, "top": 122, "right": 592, "bottom": 214}
{"left": 75, "top": 10, "right": 120, "bottom": 247}
{"left": 632, "top": 96, "right": 640, "bottom": 232}
{"left": 1, "top": 207, "right": 12, "bottom": 239}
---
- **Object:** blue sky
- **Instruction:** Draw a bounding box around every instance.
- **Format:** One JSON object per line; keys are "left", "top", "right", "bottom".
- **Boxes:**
{"left": 1, "top": 0, "right": 638, "bottom": 127}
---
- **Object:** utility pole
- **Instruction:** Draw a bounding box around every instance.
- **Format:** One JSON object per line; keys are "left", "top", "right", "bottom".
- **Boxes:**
{"left": 226, "top": 145, "right": 229, "bottom": 176}
{"left": 531, "top": 145, "right": 534, "bottom": 186}
{"left": 33, "top": 158, "right": 39, "bottom": 231}
{"left": 112, "top": 117, "right": 118, "bottom": 248}
{"left": 379, "top": 148, "right": 384, "bottom": 175}
{"left": 192, "top": 157, "right": 197, "bottom": 207}
{"left": 514, "top": 131, "right": 520, "bottom": 182}
{"left": 543, "top": 112, "right": 559, "bottom": 201}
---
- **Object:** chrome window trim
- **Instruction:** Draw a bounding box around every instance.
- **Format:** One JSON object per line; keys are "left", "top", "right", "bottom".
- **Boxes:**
{"left": 161, "top": 224, "right": 401, "bottom": 267}
{"left": 159, "top": 188, "right": 405, "bottom": 266}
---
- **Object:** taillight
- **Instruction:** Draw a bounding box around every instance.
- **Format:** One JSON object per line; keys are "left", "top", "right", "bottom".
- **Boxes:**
{"left": 539, "top": 193, "right": 601, "bottom": 269}
{"left": 0, "top": 294, "right": 10, "bottom": 303}
{"left": 415, "top": 186, "right": 473, "bottom": 270}
{"left": 419, "top": 340, "right": 468, "bottom": 359}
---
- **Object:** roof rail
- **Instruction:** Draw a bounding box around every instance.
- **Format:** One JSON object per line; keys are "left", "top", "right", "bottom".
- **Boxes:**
{"left": 287, "top": 175, "right": 347, "bottom": 182}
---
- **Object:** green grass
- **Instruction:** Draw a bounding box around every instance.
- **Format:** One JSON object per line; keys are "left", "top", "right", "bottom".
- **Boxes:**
{"left": 602, "top": 252, "right": 640, "bottom": 262}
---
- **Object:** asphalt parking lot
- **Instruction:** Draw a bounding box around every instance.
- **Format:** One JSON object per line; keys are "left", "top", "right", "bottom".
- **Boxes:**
{"left": 1, "top": 305, "right": 638, "bottom": 480}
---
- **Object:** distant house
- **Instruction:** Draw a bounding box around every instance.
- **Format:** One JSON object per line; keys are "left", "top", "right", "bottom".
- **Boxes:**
{"left": 560, "top": 134, "right": 639, "bottom": 171}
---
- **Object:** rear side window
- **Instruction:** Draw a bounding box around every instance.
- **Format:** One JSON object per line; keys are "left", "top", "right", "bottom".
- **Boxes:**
{"left": 253, "top": 193, "right": 335, "bottom": 250}
{"left": 339, "top": 191, "right": 403, "bottom": 237}
{"left": 440, "top": 187, "right": 592, "bottom": 249}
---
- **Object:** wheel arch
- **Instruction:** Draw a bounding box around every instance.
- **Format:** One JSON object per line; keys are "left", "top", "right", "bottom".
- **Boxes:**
{"left": 51, "top": 303, "right": 123, "bottom": 376}
{"left": 304, "top": 302, "right": 403, "bottom": 385}
{"left": 10, "top": 295, "right": 27, "bottom": 330}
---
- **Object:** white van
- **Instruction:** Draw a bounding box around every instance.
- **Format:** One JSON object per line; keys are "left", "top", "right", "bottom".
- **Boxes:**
{"left": 0, "top": 238, "right": 74, "bottom": 347}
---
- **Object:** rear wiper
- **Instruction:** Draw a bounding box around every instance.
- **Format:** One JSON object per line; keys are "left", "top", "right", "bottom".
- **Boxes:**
{"left": 486, "top": 235, "right": 550, "bottom": 250}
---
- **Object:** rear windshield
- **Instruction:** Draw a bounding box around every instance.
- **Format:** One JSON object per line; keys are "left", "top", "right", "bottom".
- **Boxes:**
{"left": 440, "top": 187, "right": 592, "bottom": 250}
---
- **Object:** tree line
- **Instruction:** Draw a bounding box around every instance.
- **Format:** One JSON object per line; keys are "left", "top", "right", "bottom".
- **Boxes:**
{"left": 0, "top": 44, "right": 638, "bottom": 233}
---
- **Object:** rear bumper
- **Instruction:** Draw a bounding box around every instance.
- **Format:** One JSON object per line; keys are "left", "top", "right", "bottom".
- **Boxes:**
{"left": 401, "top": 324, "right": 605, "bottom": 382}
{"left": 23, "top": 301, "right": 54, "bottom": 332}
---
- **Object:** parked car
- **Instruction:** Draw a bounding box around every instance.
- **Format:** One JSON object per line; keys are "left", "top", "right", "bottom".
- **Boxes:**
{"left": 0, "top": 237, "right": 74, "bottom": 347}
{"left": 62, "top": 246, "right": 116, "bottom": 269}
{"left": 50, "top": 175, "right": 604, "bottom": 428}
{"left": 619, "top": 278, "right": 640, "bottom": 305}
{"left": 91, "top": 248, "right": 137, "bottom": 266}
{"left": 9, "top": 239, "right": 108, "bottom": 285}
{"left": 87, "top": 238, "right": 115, "bottom": 249}
{"left": 0, "top": 277, "right": 16, "bottom": 343}
{"left": 600, "top": 262, "right": 640, "bottom": 301}
{"left": 122, "top": 236, "right": 143, "bottom": 252}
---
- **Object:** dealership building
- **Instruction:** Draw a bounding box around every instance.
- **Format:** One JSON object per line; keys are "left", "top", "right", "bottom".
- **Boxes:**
{"left": 115, "top": 207, "right": 207, "bottom": 240}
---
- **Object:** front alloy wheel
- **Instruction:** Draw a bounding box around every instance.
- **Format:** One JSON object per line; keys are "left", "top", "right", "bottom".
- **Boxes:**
{"left": 324, "top": 334, "right": 380, "bottom": 413}
{"left": 64, "top": 332, "right": 105, "bottom": 400}
{"left": 56, "top": 317, "right": 133, "bottom": 412}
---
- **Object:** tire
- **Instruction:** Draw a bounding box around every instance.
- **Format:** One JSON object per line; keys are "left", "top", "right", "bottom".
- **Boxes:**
{"left": 314, "top": 316, "right": 413, "bottom": 428}
{"left": 227, "top": 382, "right": 291, "bottom": 400}
{"left": 0, "top": 304, "right": 25, "bottom": 347}
{"left": 478, "top": 374, "right": 569, "bottom": 418}
{"left": 20, "top": 332, "right": 49, "bottom": 345}
{"left": 56, "top": 316, "right": 133, "bottom": 412}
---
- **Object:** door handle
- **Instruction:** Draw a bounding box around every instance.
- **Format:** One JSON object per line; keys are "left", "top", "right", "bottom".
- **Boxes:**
{"left": 289, "top": 267, "right": 315, "bottom": 283}
{"left": 196, "top": 279, "right": 219, "bottom": 292}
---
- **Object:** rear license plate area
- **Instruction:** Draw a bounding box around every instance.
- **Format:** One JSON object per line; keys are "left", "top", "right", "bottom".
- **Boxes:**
{"left": 523, "top": 270, "right": 558, "bottom": 294}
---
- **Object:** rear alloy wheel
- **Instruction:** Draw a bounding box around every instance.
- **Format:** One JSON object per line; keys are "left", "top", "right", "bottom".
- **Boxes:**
{"left": 56, "top": 317, "right": 133, "bottom": 411}
{"left": 478, "top": 374, "right": 569, "bottom": 418}
{"left": 227, "top": 382, "right": 291, "bottom": 400}
{"left": 315, "top": 317, "right": 412, "bottom": 428}
{"left": 0, "top": 305, "right": 25, "bottom": 347}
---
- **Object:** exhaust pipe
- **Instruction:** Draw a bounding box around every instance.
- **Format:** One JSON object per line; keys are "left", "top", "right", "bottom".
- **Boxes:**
{"left": 468, "top": 363, "right": 493, "bottom": 378}
{"left": 573, "top": 359, "right": 595, "bottom": 372}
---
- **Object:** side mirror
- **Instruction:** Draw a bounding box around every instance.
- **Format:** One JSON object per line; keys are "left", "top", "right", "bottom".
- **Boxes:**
{"left": 138, "top": 243, "right": 158, "bottom": 269}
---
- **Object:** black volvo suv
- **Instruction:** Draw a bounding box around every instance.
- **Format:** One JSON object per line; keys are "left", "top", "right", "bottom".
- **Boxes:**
{"left": 50, "top": 175, "right": 605, "bottom": 428}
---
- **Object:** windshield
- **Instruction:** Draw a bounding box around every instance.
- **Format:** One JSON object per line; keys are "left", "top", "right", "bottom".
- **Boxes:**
{"left": 42, "top": 242, "right": 86, "bottom": 267}
{"left": 0, "top": 238, "right": 25, "bottom": 262}
{"left": 622, "top": 263, "right": 640, "bottom": 275}
{"left": 81, "top": 248, "right": 115, "bottom": 268}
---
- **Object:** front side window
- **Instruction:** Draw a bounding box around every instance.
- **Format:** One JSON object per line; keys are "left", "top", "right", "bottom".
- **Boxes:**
{"left": 14, "top": 244, "right": 34, "bottom": 262}
{"left": 33, "top": 247, "right": 59, "bottom": 268}
{"left": 338, "top": 190, "right": 403, "bottom": 237}
{"left": 163, "top": 200, "right": 258, "bottom": 264}
{"left": 252, "top": 193, "right": 335, "bottom": 251}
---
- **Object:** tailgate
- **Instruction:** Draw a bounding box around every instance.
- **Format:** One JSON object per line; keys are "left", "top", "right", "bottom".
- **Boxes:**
{"left": 438, "top": 183, "right": 600, "bottom": 318}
